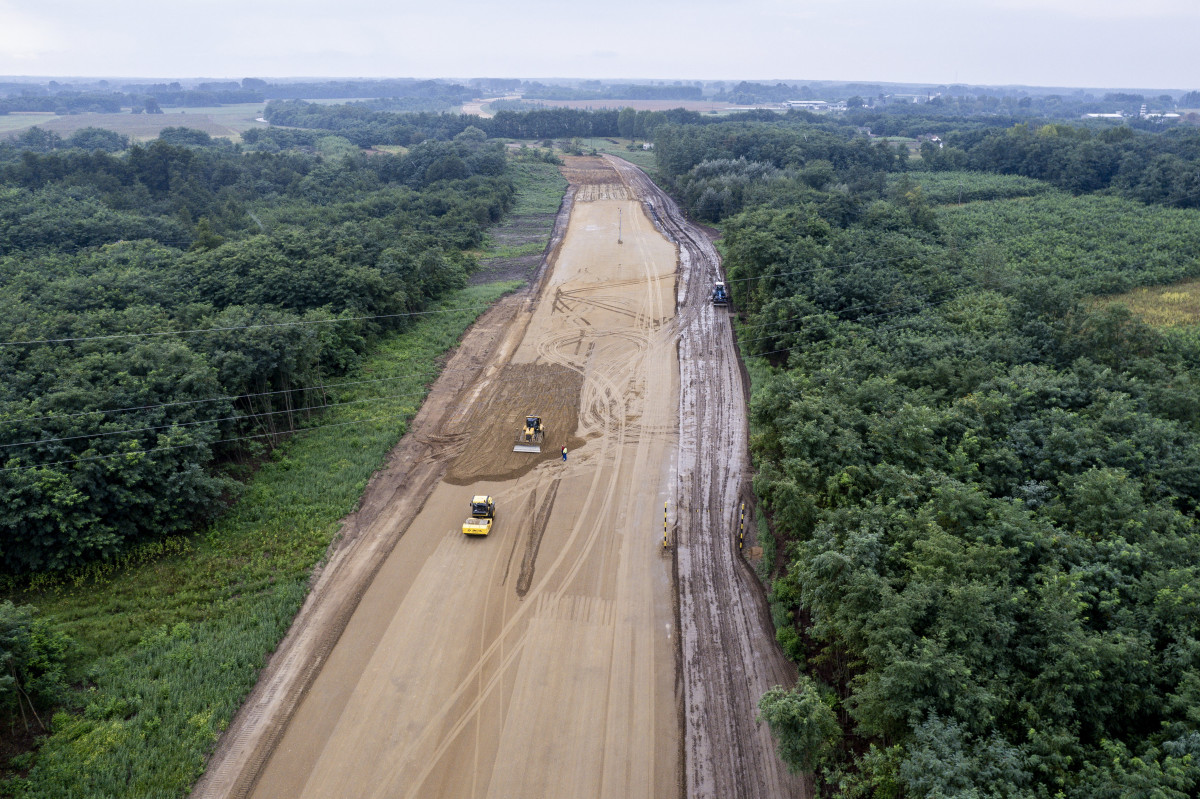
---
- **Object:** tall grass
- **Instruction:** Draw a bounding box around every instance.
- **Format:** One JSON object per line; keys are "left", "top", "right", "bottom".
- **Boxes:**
{"left": 508, "top": 161, "right": 568, "bottom": 216}
{"left": 577, "top": 138, "right": 660, "bottom": 174}
{"left": 1093, "top": 277, "right": 1200, "bottom": 327}
{"left": 890, "top": 171, "right": 1053, "bottom": 205}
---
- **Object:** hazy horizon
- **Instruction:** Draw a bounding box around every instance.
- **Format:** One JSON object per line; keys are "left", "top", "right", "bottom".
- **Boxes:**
{"left": 1, "top": 0, "right": 1197, "bottom": 91}
{"left": 0, "top": 74, "right": 1190, "bottom": 96}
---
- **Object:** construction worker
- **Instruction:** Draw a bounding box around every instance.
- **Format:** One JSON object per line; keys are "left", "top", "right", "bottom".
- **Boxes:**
{"left": 561, "top": 446, "right": 568, "bottom": 462}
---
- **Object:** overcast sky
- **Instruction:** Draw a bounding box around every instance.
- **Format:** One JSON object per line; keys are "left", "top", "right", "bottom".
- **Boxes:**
{"left": 0, "top": 0, "right": 1196, "bottom": 90}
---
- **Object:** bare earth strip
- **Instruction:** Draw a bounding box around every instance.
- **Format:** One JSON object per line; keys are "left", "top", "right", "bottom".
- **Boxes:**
{"left": 192, "top": 187, "right": 576, "bottom": 799}
{"left": 605, "top": 156, "right": 810, "bottom": 799}
{"left": 196, "top": 156, "right": 805, "bottom": 799}
{"left": 201, "top": 157, "right": 679, "bottom": 798}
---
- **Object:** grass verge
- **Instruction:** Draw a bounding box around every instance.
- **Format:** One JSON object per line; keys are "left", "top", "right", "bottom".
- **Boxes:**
{"left": 0, "top": 281, "right": 520, "bottom": 798}
{"left": 507, "top": 160, "right": 568, "bottom": 216}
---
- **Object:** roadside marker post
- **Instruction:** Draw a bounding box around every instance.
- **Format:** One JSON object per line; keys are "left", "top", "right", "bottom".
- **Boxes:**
{"left": 739, "top": 503, "right": 745, "bottom": 550}
{"left": 663, "top": 502, "right": 668, "bottom": 549}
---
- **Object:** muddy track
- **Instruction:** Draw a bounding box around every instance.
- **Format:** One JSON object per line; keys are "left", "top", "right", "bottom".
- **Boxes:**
{"left": 605, "top": 156, "right": 809, "bottom": 799}
{"left": 516, "top": 478, "right": 559, "bottom": 596}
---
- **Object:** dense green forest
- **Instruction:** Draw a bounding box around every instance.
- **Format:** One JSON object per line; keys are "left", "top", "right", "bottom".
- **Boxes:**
{"left": 0, "top": 127, "right": 513, "bottom": 574}
{"left": 651, "top": 115, "right": 1200, "bottom": 795}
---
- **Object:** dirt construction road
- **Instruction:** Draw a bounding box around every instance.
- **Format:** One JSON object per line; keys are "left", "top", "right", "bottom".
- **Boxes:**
{"left": 196, "top": 157, "right": 805, "bottom": 799}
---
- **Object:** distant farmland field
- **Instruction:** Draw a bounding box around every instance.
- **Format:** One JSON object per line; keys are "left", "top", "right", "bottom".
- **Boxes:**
{"left": 0, "top": 102, "right": 267, "bottom": 140}
{"left": 0, "top": 111, "right": 57, "bottom": 133}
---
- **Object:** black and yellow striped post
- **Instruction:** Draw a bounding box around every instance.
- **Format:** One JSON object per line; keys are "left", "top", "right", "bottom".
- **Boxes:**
{"left": 739, "top": 502, "right": 745, "bottom": 550}
{"left": 663, "top": 502, "right": 668, "bottom": 548}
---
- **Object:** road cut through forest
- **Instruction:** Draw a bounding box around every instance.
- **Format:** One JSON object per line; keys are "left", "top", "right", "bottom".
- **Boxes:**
{"left": 195, "top": 156, "right": 805, "bottom": 799}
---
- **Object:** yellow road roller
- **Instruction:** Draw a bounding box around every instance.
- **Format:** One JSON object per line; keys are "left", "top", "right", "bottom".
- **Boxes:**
{"left": 462, "top": 495, "right": 495, "bottom": 535}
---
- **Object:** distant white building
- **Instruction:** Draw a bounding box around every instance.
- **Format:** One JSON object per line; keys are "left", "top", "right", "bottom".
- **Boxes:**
{"left": 1084, "top": 113, "right": 1126, "bottom": 119}
{"left": 786, "top": 100, "right": 833, "bottom": 111}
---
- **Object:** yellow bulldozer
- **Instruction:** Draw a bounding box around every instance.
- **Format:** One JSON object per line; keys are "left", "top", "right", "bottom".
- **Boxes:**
{"left": 462, "top": 495, "right": 495, "bottom": 536}
{"left": 513, "top": 414, "right": 545, "bottom": 453}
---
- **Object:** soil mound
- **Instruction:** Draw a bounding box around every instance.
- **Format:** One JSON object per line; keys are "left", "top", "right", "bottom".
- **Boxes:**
{"left": 444, "top": 363, "right": 585, "bottom": 485}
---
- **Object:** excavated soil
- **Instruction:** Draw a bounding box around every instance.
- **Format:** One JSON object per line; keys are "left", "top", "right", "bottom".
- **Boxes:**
{"left": 444, "top": 363, "right": 585, "bottom": 485}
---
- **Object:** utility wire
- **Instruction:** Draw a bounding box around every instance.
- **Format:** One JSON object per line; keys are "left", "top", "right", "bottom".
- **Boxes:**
{"left": 1, "top": 389, "right": 424, "bottom": 451}
{"left": 3, "top": 362, "right": 578, "bottom": 427}
{"left": 1, "top": 294, "right": 968, "bottom": 474}
{"left": 739, "top": 293, "right": 976, "bottom": 361}
{"left": 722, "top": 254, "right": 915, "bottom": 285}
{"left": 2, "top": 365, "right": 582, "bottom": 452}
{"left": 0, "top": 302, "right": 499, "bottom": 347}
{"left": 0, "top": 412, "right": 413, "bottom": 474}
{"left": 0, "top": 367, "right": 593, "bottom": 474}
{"left": 736, "top": 295, "right": 959, "bottom": 346}
{"left": 3, "top": 283, "right": 962, "bottom": 432}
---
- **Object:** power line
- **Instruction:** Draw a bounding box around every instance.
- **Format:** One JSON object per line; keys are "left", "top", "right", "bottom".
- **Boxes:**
{"left": 0, "top": 254, "right": 935, "bottom": 349}
{"left": 2, "top": 365, "right": 581, "bottom": 452}
{"left": 0, "top": 363, "right": 593, "bottom": 473}
{"left": 0, "top": 302, "right": 501, "bottom": 348}
{"left": 0, "top": 412, "right": 411, "bottom": 475}
{"left": 3, "top": 283, "right": 962, "bottom": 433}
{"left": 2, "top": 361, "right": 576, "bottom": 427}
{"left": 735, "top": 294, "right": 960, "bottom": 346}
{"left": 1, "top": 294, "right": 971, "bottom": 474}
{"left": 1, "top": 389, "right": 421, "bottom": 451}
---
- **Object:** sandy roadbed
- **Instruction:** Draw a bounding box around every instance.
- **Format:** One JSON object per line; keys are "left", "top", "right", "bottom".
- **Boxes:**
{"left": 195, "top": 156, "right": 805, "bottom": 799}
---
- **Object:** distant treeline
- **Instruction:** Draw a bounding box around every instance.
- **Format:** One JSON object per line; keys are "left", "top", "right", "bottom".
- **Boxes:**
{"left": 0, "top": 79, "right": 478, "bottom": 115}
{"left": 648, "top": 107, "right": 1200, "bottom": 215}
{"left": 925, "top": 123, "right": 1200, "bottom": 208}
{"left": 263, "top": 100, "right": 711, "bottom": 145}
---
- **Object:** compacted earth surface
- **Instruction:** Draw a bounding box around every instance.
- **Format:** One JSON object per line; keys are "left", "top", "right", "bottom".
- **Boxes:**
{"left": 196, "top": 156, "right": 804, "bottom": 799}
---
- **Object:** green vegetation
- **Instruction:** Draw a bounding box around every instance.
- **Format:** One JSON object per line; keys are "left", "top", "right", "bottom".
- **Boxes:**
{"left": 258, "top": 102, "right": 712, "bottom": 149}
{"left": 506, "top": 160, "right": 567, "bottom": 216}
{"left": 926, "top": 122, "right": 1200, "bottom": 209}
{"left": 1, "top": 131, "right": 512, "bottom": 574}
{"left": 940, "top": 191, "right": 1200, "bottom": 294}
{"left": 472, "top": 161, "right": 564, "bottom": 262}
{"left": 0, "top": 601, "right": 70, "bottom": 732}
{"left": 886, "top": 170, "right": 1052, "bottom": 204}
{"left": 1, "top": 282, "right": 516, "bottom": 797}
{"left": 660, "top": 112, "right": 1200, "bottom": 797}
{"left": 0, "top": 106, "right": 267, "bottom": 142}
{"left": 577, "top": 137, "right": 659, "bottom": 173}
